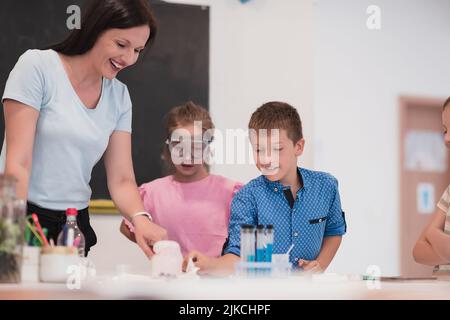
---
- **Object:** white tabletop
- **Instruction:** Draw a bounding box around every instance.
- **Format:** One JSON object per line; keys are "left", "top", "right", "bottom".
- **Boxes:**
{"left": 1, "top": 274, "right": 449, "bottom": 300}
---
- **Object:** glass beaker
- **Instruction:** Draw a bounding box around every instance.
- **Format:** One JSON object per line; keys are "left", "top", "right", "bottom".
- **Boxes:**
{"left": 0, "top": 175, "right": 26, "bottom": 283}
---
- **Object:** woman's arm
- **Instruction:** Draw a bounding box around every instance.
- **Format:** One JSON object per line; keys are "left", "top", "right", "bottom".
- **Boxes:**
{"left": 3, "top": 100, "right": 39, "bottom": 199}
{"left": 104, "top": 131, "right": 167, "bottom": 258}
{"left": 425, "top": 209, "right": 450, "bottom": 262}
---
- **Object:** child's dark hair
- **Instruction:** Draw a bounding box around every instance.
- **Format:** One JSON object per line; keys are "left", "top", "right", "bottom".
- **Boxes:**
{"left": 248, "top": 101, "right": 303, "bottom": 144}
{"left": 162, "top": 101, "right": 214, "bottom": 174}
{"left": 443, "top": 97, "right": 450, "bottom": 110}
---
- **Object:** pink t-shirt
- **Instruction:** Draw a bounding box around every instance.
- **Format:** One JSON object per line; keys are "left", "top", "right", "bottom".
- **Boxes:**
{"left": 124, "top": 175, "right": 242, "bottom": 257}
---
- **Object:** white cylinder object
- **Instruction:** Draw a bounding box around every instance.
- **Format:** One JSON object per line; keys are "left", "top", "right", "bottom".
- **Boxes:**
{"left": 151, "top": 240, "right": 183, "bottom": 278}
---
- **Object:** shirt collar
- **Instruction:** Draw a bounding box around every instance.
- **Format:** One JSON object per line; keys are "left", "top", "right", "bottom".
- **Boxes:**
{"left": 262, "top": 167, "right": 307, "bottom": 194}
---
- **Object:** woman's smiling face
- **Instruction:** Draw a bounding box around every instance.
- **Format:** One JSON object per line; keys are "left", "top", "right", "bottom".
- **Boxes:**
{"left": 90, "top": 25, "right": 150, "bottom": 80}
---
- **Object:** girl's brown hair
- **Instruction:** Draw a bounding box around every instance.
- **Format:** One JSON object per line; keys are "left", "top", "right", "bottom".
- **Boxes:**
{"left": 162, "top": 101, "right": 214, "bottom": 174}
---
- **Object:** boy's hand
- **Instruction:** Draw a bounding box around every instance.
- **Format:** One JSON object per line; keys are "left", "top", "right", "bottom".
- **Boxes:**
{"left": 298, "top": 259, "right": 323, "bottom": 273}
{"left": 183, "top": 250, "right": 214, "bottom": 275}
{"left": 133, "top": 216, "right": 168, "bottom": 258}
{"left": 120, "top": 220, "right": 137, "bottom": 243}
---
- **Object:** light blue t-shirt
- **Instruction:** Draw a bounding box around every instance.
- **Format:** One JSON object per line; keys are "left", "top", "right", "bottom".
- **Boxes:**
{"left": 1, "top": 49, "right": 132, "bottom": 210}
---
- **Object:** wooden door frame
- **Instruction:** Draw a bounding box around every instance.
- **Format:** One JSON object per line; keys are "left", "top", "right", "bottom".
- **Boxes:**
{"left": 399, "top": 95, "right": 446, "bottom": 275}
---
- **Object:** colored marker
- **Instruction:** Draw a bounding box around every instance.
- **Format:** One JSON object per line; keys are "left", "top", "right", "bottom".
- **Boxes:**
{"left": 25, "top": 220, "right": 43, "bottom": 246}
{"left": 31, "top": 213, "right": 49, "bottom": 246}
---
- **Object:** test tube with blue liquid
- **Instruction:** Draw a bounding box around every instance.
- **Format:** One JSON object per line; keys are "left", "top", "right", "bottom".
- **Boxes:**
{"left": 256, "top": 225, "right": 265, "bottom": 262}
{"left": 265, "top": 225, "right": 274, "bottom": 263}
{"left": 240, "top": 224, "right": 256, "bottom": 275}
{"left": 256, "top": 225, "right": 265, "bottom": 275}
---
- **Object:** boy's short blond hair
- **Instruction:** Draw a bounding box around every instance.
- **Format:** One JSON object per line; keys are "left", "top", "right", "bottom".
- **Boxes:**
{"left": 248, "top": 101, "right": 303, "bottom": 144}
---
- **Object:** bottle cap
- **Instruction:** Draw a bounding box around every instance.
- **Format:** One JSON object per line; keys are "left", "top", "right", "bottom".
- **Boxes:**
{"left": 66, "top": 208, "right": 78, "bottom": 216}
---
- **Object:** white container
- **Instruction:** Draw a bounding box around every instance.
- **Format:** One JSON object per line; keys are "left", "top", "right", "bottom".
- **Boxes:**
{"left": 39, "top": 246, "right": 80, "bottom": 283}
{"left": 271, "top": 254, "right": 290, "bottom": 264}
{"left": 21, "top": 246, "right": 40, "bottom": 282}
{"left": 150, "top": 241, "right": 183, "bottom": 278}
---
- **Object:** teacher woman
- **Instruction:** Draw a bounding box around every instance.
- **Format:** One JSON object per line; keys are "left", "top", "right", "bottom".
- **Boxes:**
{"left": 1, "top": 0, "right": 167, "bottom": 256}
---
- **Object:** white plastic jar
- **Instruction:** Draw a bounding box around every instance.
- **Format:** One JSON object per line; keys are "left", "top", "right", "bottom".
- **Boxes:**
{"left": 150, "top": 240, "right": 183, "bottom": 278}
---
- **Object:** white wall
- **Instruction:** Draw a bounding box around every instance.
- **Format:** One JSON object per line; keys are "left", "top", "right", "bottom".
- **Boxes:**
{"left": 313, "top": 0, "right": 450, "bottom": 275}
{"left": 166, "top": 0, "right": 315, "bottom": 182}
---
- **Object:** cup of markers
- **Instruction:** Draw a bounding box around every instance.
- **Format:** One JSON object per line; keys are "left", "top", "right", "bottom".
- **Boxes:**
{"left": 23, "top": 212, "right": 84, "bottom": 283}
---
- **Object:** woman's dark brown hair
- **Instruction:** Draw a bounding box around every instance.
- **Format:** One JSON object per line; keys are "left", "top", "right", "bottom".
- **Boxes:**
{"left": 48, "top": 0, "right": 157, "bottom": 55}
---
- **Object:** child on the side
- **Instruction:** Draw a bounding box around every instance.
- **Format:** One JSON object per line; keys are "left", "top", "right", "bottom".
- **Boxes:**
{"left": 413, "top": 97, "right": 450, "bottom": 274}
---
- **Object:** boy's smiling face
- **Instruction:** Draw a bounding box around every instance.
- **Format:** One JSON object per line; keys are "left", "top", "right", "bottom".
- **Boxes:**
{"left": 251, "top": 129, "right": 305, "bottom": 184}
{"left": 443, "top": 106, "right": 450, "bottom": 149}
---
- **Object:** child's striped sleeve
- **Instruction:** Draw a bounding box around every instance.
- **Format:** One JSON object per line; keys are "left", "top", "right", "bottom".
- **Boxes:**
{"left": 437, "top": 185, "right": 450, "bottom": 214}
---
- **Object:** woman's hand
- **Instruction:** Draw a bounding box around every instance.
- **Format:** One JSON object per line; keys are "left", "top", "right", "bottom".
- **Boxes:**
{"left": 133, "top": 216, "right": 168, "bottom": 258}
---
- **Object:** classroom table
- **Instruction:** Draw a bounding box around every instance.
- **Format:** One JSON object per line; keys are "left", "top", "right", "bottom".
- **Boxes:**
{"left": 0, "top": 274, "right": 449, "bottom": 300}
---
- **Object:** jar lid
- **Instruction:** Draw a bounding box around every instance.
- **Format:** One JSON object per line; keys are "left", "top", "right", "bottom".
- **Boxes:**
{"left": 153, "top": 240, "right": 181, "bottom": 254}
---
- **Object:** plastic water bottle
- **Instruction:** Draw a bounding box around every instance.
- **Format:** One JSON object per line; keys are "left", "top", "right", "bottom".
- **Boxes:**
{"left": 57, "top": 208, "right": 86, "bottom": 257}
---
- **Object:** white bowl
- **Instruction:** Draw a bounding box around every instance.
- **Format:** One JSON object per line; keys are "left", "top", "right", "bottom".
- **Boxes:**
{"left": 39, "top": 247, "right": 80, "bottom": 283}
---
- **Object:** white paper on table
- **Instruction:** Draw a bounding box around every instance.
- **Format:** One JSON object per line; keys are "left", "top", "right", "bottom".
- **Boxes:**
{"left": 404, "top": 130, "right": 447, "bottom": 173}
